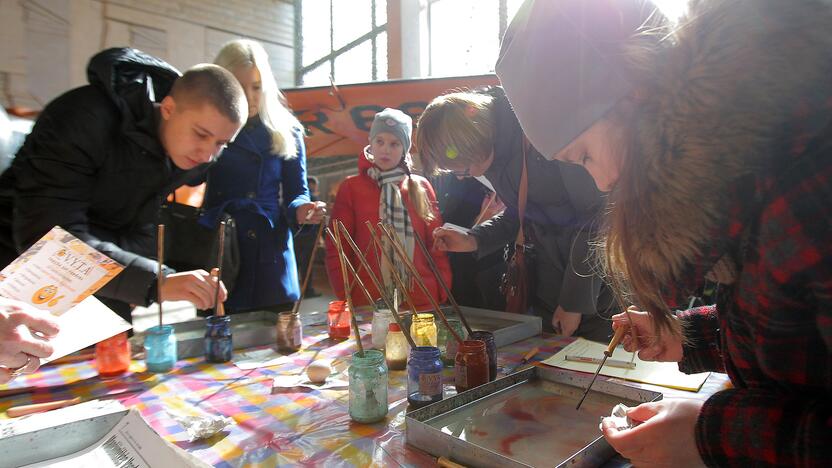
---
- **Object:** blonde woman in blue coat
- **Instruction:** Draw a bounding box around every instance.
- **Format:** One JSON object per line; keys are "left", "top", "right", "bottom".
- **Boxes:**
{"left": 203, "top": 40, "right": 326, "bottom": 313}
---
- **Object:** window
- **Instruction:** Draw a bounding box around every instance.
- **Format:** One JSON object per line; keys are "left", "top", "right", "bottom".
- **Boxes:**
{"left": 297, "top": 0, "right": 387, "bottom": 86}
{"left": 420, "top": 0, "right": 523, "bottom": 77}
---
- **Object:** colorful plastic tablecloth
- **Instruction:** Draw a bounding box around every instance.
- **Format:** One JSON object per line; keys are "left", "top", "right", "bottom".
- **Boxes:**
{"left": 0, "top": 314, "right": 729, "bottom": 467}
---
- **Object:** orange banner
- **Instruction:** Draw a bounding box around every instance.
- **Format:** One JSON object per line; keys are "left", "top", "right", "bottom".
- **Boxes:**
{"left": 284, "top": 74, "right": 499, "bottom": 158}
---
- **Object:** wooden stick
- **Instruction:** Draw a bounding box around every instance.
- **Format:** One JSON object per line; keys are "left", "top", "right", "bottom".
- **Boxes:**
{"left": 363, "top": 222, "right": 422, "bottom": 319}
{"left": 7, "top": 397, "right": 82, "bottom": 418}
{"left": 377, "top": 223, "right": 463, "bottom": 345}
{"left": 331, "top": 226, "right": 364, "bottom": 357}
{"left": 156, "top": 224, "right": 165, "bottom": 328}
{"left": 324, "top": 228, "right": 377, "bottom": 312}
{"left": 337, "top": 222, "right": 416, "bottom": 349}
{"left": 411, "top": 229, "right": 473, "bottom": 335}
{"left": 290, "top": 216, "right": 328, "bottom": 316}
{"left": 213, "top": 220, "right": 226, "bottom": 317}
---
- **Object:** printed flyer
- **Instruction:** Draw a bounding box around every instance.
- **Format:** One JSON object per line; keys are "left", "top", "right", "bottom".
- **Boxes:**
{"left": 0, "top": 227, "right": 124, "bottom": 315}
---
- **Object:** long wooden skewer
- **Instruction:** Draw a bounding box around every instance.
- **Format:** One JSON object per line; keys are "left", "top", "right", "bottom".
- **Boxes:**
{"left": 290, "top": 216, "right": 328, "bottom": 316}
{"left": 335, "top": 222, "right": 417, "bottom": 348}
{"left": 331, "top": 226, "right": 364, "bottom": 357}
{"left": 213, "top": 220, "right": 226, "bottom": 317}
{"left": 326, "top": 227, "right": 415, "bottom": 350}
{"left": 362, "top": 221, "right": 425, "bottom": 333}
{"left": 377, "top": 223, "right": 464, "bottom": 345}
{"left": 411, "top": 228, "right": 473, "bottom": 335}
{"left": 156, "top": 224, "right": 165, "bottom": 328}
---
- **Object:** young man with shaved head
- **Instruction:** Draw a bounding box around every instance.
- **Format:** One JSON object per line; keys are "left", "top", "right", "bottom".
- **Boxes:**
{"left": 0, "top": 48, "right": 248, "bottom": 322}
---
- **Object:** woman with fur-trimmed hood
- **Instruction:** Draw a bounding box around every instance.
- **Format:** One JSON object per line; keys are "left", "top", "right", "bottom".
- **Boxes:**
{"left": 498, "top": 0, "right": 832, "bottom": 466}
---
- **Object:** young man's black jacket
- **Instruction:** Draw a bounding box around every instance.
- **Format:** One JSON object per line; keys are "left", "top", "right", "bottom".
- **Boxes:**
{"left": 0, "top": 48, "right": 209, "bottom": 318}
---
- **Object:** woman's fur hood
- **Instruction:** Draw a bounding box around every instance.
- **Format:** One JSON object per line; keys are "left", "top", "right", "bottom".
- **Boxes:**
{"left": 624, "top": 0, "right": 832, "bottom": 285}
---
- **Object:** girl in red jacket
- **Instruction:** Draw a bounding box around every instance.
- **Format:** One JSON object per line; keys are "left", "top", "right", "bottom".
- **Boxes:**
{"left": 325, "top": 108, "right": 450, "bottom": 310}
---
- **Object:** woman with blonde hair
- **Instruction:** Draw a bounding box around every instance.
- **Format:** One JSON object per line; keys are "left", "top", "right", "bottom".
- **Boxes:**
{"left": 419, "top": 87, "right": 613, "bottom": 341}
{"left": 325, "top": 108, "right": 451, "bottom": 310}
{"left": 201, "top": 39, "right": 326, "bottom": 313}
{"left": 497, "top": 0, "right": 832, "bottom": 465}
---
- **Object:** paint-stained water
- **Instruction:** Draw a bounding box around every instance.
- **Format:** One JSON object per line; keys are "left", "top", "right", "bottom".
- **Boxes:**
{"left": 427, "top": 380, "right": 621, "bottom": 466}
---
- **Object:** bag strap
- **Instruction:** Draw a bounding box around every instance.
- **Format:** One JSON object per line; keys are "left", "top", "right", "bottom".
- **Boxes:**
{"left": 514, "top": 138, "right": 529, "bottom": 247}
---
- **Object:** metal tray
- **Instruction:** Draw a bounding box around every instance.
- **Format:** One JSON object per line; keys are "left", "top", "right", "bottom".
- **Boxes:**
{"left": 135, "top": 310, "right": 294, "bottom": 359}
{"left": 0, "top": 409, "right": 128, "bottom": 466}
{"left": 408, "top": 306, "right": 542, "bottom": 348}
{"left": 406, "top": 365, "right": 662, "bottom": 467}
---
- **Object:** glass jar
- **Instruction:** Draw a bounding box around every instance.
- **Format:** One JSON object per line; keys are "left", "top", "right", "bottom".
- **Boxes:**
{"left": 328, "top": 300, "right": 352, "bottom": 340}
{"left": 348, "top": 349, "right": 389, "bottom": 423}
{"left": 144, "top": 324, "right": 177, "bottom": 373}
{"left": 409, "top": 313, "right": 437, "bottom": 347}
{"left": 276, "top": 312, "right": 303, "bottom": 353}
{"left": 95, "top": 332, "right": 130, "bottom": 377}
{"left": 469, "top": 330, "right": 497, "bottom": 381}
{"left": 438, "top": 318, "right": 466, "bottom": 366}
{"left": 385, "top": 322, "right": 409, "bottom": 370}
{"left": 454, "top": 340, "right": 489, "bottom": 393}
{"left": 407, "top": 346, "right": 443, "bottom": 408}
{"left": 371, "top": 308, "right": 394, "bottom": 349}
{"left": 204, "top": 316, "right": 232, "bottom": 363}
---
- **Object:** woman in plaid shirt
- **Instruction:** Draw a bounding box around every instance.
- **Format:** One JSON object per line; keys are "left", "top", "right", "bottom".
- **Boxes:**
{"left": 497, "top": 0, "right": 831, "bottom": 466}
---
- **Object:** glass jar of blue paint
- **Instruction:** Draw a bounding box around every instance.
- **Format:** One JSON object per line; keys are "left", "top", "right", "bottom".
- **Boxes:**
{"left": 348, "top": 349, "right": 388, "bottom": 423}
{"left": 204, "top": 315, "right": 233, "bottom": 363}
{"left": 407, "top": 346, "right": 443, "bottom": 408}
{"left": 144, "top": 324, "right": 177, "bottom": 373}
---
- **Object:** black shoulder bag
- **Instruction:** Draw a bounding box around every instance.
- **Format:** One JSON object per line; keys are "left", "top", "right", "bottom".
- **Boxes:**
{"left": 159, "top": 194, "right": 240, "bottom": 293}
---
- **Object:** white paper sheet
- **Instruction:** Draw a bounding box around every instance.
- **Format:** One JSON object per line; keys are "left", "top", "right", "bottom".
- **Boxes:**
{"left": 440, "top": 222, "right": 471, "bottom": 235}
{"left": 41, "top": 296, "right": 132, "bottom": 364}
{"left": 22, "top": 409, "right": 205, "bottom": 468}
{"left": 543, "top": 338, "right": 709, "bottom": 392}
{"left": 232, "top": 347, "right": 294, "bottom": 370}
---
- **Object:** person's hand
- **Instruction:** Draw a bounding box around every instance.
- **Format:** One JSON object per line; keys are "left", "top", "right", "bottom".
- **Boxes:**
{"left": 551, "top": 306, "right": 581, "bottom": 336}
{"left": 602, "top": 399, "right": 706, "bottom": 467}
{"left": 160, "top": 269, "right": 227, "bottom": 310}
{"left": 432, "top": 227, "right": 478, "bottom": 252}
{"left": 0, "top": 298, "right": 60, "bottom": 383}
{"left": 297, "top": 201, "right": 327, "bottom": 224}
{"left": 614, "top": 308, "right": 683, "bottom": 362}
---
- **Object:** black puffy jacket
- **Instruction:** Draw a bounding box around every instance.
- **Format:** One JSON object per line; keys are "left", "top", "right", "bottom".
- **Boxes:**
{"left": 0, "top": 48, "right": 209, "bottom": 311}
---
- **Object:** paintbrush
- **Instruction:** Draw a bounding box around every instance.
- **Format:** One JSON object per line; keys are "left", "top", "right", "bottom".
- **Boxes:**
{"left": 564, "top": 355, "right": 637, "bottom": 370}
{"left": 411, "top": 229, "right": 473, "bottom": 336}
{"left": 323, "top": 227, "right": 379, "bottom": 313}
{"left": 358, "top": 222, "right": 422, "bottom": 348}
{"left": 575, "top": 326, "right": 627, "bottom": 410}
{"left": 331, "top": 226, "right": 364, "bottom": 357}
{"left": 213, "top": 220, "right": 226, "bottom": 317}
{"left": 290, "top": 216, "right": 328, "bottom": 317}
{"left": 363, "top": 223, "right": 421, "bottom": 315}
{"left": 157, "top": 224, "right": 165, "bottom": 328}
{"left": 336, "top": 223, "right": 416, "bottom": 349}
{"left": 5, "top": 385, "right": 146, "bottom": 418}
{"left": 377, "top": 223, "right": 464, "bottom": 345}
{"left": 506, "top": 346, "right": 540, "bottom": 374}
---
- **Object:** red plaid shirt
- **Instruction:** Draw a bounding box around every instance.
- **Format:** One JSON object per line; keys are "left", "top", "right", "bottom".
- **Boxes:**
{"left": 669, "top": 115, "right": 832, "bottom": 466}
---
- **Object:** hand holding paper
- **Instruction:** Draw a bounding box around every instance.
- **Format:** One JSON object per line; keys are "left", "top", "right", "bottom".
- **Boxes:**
{"left": 0, "top": 298, "right": 60, "bottom": 382}
{"left": 0, "top": 227, "right": 131, "bottom": 379}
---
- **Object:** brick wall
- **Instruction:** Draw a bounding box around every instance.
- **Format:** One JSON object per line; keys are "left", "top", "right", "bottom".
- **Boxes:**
{"left": 0, "top": 0, "right": 296, "bottom": 109}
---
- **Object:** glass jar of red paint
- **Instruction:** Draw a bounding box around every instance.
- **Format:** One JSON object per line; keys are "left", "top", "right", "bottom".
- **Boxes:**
{"left": 327, "top": 300, "right": 352, "bottom": 340}
{"left": 454, "top": 340, "right": 489, "bottom": 393}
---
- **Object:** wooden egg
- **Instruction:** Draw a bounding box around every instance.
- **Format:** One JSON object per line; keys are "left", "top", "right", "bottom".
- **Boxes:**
{"left": 306, "top": 360, "right": 331, "bottom": 384}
